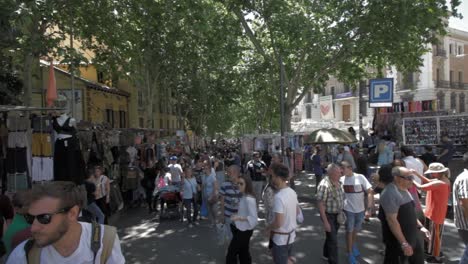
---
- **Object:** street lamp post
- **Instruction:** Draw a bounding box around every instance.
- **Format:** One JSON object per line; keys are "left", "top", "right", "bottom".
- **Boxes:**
{"left": 279, "top": 56, "right": 285, "bottom": 154}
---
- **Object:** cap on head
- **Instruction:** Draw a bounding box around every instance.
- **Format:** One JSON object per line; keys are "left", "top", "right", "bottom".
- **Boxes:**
{"left": 169, "top": 156, "right": 178, "bottom": 161}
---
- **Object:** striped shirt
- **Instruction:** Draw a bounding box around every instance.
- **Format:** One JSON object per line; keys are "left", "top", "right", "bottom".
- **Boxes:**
{"left": 220, "top": 180, "right": 241, "bottom": 218}
{"left": 453, "top": 169, "right": 468, "bottom": 230}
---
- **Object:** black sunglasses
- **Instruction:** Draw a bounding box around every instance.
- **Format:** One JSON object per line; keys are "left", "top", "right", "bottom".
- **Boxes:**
{"left": 25, "top": 207, "right": 72, "bottom": 225}
{"left": 398, "top": 175, "right": 414, "bottom": 181}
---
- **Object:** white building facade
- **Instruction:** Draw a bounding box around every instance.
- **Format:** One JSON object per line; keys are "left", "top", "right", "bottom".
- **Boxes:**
{"left": 291, "top": 27, "right": 468, "bottom": 133}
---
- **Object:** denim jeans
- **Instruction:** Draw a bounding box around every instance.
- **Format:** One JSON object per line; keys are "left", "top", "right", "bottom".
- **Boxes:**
{"left": 183, "top": 198, "right": 198, "bottom": 223}
{"left": 323, "top": 213, "right": 340, "bottom": 264}
{"left": 458, "top": 229, "right": 468, "bottom": 264}
{"left": 87, "top": 202, "right": 105, "bottom": 224}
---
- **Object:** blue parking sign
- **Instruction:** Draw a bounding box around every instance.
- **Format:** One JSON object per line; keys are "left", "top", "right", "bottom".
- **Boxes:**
{"left": 369, "top": 78, "right": 393, "bottom": 108}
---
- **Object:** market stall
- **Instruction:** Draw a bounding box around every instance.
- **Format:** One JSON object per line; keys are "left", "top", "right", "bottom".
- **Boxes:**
{"left": 402, "top": 114, "right": 468, "bottom": 157}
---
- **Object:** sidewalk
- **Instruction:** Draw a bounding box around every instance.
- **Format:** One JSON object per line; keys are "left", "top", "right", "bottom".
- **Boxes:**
{"left": 115, "top": 171, "right": 466, "bottom": 263}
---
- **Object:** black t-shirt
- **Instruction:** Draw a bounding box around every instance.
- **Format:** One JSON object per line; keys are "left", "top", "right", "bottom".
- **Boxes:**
{"left": 84, "top": 181, "right": 96, "bottom": 205}
{"left": 247, "top": 160, "right": 267, "bottom": 181}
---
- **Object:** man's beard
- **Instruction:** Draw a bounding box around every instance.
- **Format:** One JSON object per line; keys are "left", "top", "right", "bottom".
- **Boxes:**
{"left": 33, "top": 220, "right": 69, "bottom": 248}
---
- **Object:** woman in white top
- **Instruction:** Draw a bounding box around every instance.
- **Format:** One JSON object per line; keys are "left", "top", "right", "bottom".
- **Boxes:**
{"left": 226, "top": 174, "right": 258, "bottom": 264}
{"left": 93, "top": 166, "right": 111, "bottom": 224}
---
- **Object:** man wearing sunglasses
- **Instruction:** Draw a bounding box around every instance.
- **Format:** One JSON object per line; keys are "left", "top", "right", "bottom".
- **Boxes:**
{"left": 6, "top": 181, "right": 125, "bottom": 264}
{"left": 379, "top": 166, "right": 429, "bottom": 264}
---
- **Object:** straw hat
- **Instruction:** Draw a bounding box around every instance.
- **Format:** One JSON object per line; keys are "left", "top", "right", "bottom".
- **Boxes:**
{"left": 424, "top": 162, "right": 449, "bottom": 174}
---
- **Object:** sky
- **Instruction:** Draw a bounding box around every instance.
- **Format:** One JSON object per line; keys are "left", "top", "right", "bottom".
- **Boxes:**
{"left": 449, "top": 0, "right": 468, "bottom": 31}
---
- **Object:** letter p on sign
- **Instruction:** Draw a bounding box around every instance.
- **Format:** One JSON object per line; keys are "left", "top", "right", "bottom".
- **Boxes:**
{"left": 374, "top": 84, "right": 388, "bottom": 98}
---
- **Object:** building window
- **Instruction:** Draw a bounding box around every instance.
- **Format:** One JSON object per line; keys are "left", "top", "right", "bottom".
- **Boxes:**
{"left": 97, "top": 71, "right": 105, "bottom": 84}
{"left": 119, "top": 111, "right": 126, "bottom": 128}
{"left": 167, "top": 120, "right": 170, "bottom": 130}
{"left": 343, "top": 83, "right": 350, "bottom": 93}
{"left": 137, "top": 91, "right": 143, "bottom": 107}
{"left": 105, "top": 109, "right": 114, "bottom": 127}
{"left": 139, "top": 118, "right": 144, "bottom": 128}
{"left": 437, "top": 92, "right": 445, "bottom": 110}
{"left": 450, "top": 70, "right": 454, "bottom": 84}
{"left": 458, "top": 45, "right": 463, "bottom": 55}
{"left": 160, "top": 119, "right": 164, "bottom": 129}
{"left": 460, "top": 94, "right": 466, "bottom": 113}
{"left": 306, "top": 105, "right": 312, "bottom": 119}
{"left": 403, "top": 72, "right": 414, "bottom": 89}
{"left": 436, "top": 68, "right": 440, "bottom": 83}
{"left": 449, "top": 44, "right": 453, "bottom": 54}
{"left": 305, "top": 91, "right": 312, "bottom": 103}
{"left": 459, "top": 71, "right": 463, "bottom": 83}
{"left": 451, "top": 92, "right": 457, "bottom": 110}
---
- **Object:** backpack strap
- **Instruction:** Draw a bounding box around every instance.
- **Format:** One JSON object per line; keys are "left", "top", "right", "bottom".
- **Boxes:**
{"left": 100, "top": 225, "right": 117, "bottom": 264}
{"left": 91, "top": 220, "right": 102, "bottom": 262}
{"left": 24, "top": 239, "right": 41, "bottom": 264}
{"left": 91, "top": 220, "right": 117, "bottom": 264}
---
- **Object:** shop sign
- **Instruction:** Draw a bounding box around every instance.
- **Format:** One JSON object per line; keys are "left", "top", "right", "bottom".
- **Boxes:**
{"left": 335, "top": 92, "right": 353, "bottom": 99}
{"left": 369, "top": 78, "right": 394, "bottom": 108}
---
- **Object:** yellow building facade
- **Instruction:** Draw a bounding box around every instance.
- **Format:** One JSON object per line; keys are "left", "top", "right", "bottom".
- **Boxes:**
{"left": 32, "top": 60, "right": 182, "bottom": 133}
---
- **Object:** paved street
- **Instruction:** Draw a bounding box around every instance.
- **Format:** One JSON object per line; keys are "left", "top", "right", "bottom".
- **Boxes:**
{"left": 114, "top": 173, "right": 466, "bottom": 264}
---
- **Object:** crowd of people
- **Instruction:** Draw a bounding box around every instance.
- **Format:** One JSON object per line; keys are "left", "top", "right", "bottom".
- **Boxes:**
{"left": 0, "top": 135, "right": 466, "bottom": 264}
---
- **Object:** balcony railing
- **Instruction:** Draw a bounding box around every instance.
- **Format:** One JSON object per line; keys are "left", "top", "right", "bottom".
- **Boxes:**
{"left": 434, "top": 49, "right": 447, "bottom": 57}
{"left": 436, "top": 80, "right": 468, "bottom": 89}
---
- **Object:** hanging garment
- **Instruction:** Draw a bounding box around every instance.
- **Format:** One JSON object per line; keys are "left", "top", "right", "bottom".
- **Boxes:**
{"left": 32, "top": 157, "right": 54, "bottom": 181}
{"left": 6, "top": 147, "right": 28, "bottom": 174}
{"left": 7, "top": 132, "right": 28, "bottom": 148}
{"left": 54, "top": 137, "right": 85, "bottom": 184}
{"left": 7, "top": 115, "right": 29, "bottom": 131}
{"left": 31, "top": 116, "right": 52, "bottom": 133}
{"left": 122, "top": 166, "right": 139, "bottom": 191}
{"left": 294, "top": 153, "right": 303, "bottom": 173}
{"left": 88, "top": 132, "right": 103, "bottom": 166}
{"left": 145, "top": 145, "right": 155, "bottom": 167}
{"left": 7, "top": 173, "right": 29, "bottom": 192}
{"left": 31, "top": 133, "right": 53, "bottom": 157}
{"left": 127, "top": 146, "right": 138, "bottom": 164}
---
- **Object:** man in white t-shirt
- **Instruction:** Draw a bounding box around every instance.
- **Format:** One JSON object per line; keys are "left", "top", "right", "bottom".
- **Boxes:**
{"left": 6, "top": 181, "right": 125, "bottom": 264}
{"left": 266, "top": 163, "right": 300, "bottom": 264}
{"left": 340, "top": 161, "right": 373, "bottom": 264}
{"left": 401, "top": 146, "right": 426, "bottom": 185}
{"left": 168, "top": 156, "right": 183, "bottom": 186}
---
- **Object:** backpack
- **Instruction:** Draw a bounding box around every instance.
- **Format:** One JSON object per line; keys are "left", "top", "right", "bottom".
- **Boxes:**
{"left": 24, "top": 221, "right": 117, "bottom": 264}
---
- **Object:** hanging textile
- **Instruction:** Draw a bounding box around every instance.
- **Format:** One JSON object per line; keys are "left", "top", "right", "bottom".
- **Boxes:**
{"left": 294, "top": 152, "right": 303, "bottom": 173}
{"left": 31, "top": 157, "right": 54, "bottom": 181}
{"left": 52, "top": 116, "right": 85, "bottom": 184}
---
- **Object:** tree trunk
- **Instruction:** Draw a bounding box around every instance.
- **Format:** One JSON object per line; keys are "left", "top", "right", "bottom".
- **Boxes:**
{"left": 23, "top": 54, "right": 33, "bottom": 106}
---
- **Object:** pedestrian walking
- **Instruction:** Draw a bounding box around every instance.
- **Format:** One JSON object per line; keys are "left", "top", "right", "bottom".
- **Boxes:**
{"left": 202, "top": 160, "right": 219, "bottom": 226}
{"left": 413, "top": 163, "right": 451, "bottom": 263}
{"left": 226, "top": 175, "right": 258, "bottom": 264}
{"left": 84, "top": 173, "right": 105, "bottom": 224}
{"left": 92, "top": 166, "right": 110, "bottom": 224}
{"left": 312, "top": 146, "right": 324, "bottom": 193}
{"left": 182, "top": 167, "right": 199, "bottom": 227}
{"left": 453, "top": 152, "right": 468, "bottom": 264}
{"left": 379, "top": 166, "right": 428, "bottom": 264}
{"left": 246, "top": 152, "right": 267, "bottom": 207}
{"left": 340, "top": 161, "right": 373, "bottom": 264}
{"left": 317, "top": 164, "right": 345, "bottom": 264}
{"left": 266, "top": 163, "right": 300, "bottom": 264}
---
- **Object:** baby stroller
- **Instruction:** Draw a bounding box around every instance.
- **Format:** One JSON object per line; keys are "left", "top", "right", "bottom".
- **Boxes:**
{"left": 158, "top": 185, "right": 182, "bottom": 220}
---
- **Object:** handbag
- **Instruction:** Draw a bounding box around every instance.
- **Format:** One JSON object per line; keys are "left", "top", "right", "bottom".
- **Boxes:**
{"left": 337, "top": 211, "right": 347, "bottom": 225}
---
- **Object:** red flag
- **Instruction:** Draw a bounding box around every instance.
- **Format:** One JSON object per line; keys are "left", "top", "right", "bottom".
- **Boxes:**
{"left": 46, "top": 60, "right": 57, "bottom": 107}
